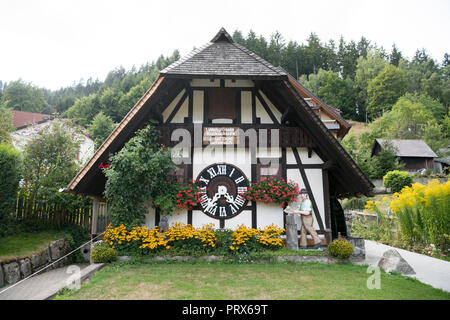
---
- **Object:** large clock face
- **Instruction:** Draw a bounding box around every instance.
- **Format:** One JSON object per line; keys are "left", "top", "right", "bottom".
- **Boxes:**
{"left": 196, "top": 163, "right": 249, "bottom": 219}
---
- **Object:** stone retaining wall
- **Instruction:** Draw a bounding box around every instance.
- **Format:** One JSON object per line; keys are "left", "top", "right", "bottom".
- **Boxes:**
{"left": 0, "top": 238, "right": 72, "bottom": 288}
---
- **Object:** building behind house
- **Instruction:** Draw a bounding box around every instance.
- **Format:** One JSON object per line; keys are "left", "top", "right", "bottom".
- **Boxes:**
{"left": 10, "top": 110, "right": 94, "bottom": 165}
{"left": 371, "top": 139, "right": 437, "bottom": 172}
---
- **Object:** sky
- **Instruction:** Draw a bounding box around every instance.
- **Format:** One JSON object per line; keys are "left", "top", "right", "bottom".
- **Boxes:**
{"left": 0, "top": 0, "right": 449, "bottom": 90}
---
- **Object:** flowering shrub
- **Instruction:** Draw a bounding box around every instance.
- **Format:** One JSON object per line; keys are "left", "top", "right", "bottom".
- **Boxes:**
{"left": 328, "top": 239, "right": 353, "bottom": 259}
{"left": 91, "top": 241, "right": 118, "bottom": 263}
{"left": 103, "top": 223, "right": 284, "bottom": 256}
{"left": 229, "top": 224, "right": 285, "bottom": 253}
{"left": 389, "top": 179, "right": 450, "bottom": 251}
{"left": 243, "top": 177, "right": 299, "bottom": 206}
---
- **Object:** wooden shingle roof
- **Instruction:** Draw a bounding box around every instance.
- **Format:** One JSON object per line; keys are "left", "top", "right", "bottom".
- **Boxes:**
{"left": 160, "top": 28, "right": 287, "bottom": 79}
{"left": 373, "top": 139, "right": 437, "bottom": 158}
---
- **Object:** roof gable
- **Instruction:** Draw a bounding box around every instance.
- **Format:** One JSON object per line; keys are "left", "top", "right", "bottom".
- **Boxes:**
{"left": 161, "top": 28, "right": 287, "bottom": 79}
{"left": 210, "top": 27, "right": 234, "bottom": 43}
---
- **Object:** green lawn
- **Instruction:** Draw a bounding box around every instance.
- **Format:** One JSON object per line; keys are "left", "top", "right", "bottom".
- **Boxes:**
{"left": 55, "top": 259, "right": 450, "bottom": 300}
{"left": 0, "top": 230, "right": 67, "bottom": 263}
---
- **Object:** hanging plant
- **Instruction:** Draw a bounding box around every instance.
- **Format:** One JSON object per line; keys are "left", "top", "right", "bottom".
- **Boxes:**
{"left": 243, "top": 177, "right": 299, "bottom": 206}
{"left": 174, "top": 181, "right": 203, "bottom": 211}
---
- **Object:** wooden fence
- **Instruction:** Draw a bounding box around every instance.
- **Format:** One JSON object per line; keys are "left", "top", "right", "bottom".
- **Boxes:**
{"left": 12, "top": 193, "right": 92, "bottom": 230}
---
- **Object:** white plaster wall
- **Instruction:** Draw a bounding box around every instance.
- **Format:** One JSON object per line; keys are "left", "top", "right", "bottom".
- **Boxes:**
{"left": 192, "top": 210, "right": 221, "bottom": 228}
{"left": 162, "top": 89, "right": 185, "bottom": 122}
{"left": 193, "top": 147, "right": 252, "bottom": 180}
{"left": 304, "top": 169, "right": 324, "bottom": 224}
{"left": 255, "top": 97, "right": 273, "bottom": 124}
{"left": 190, "top": 79, "right": 220, "bottom": 87}
{"left": 256, "top": 202, "right": 284, "bottom": 229}
{"left": 286, "top": 147, "right": 324, "bottom": 165}
{"left": 241, "top": 91, "right": 252, "bottom": 124}
{"left": 286, "top": 168, "right": 324, "bottom": 231}
{"left": 171, "top": 96, "right": 189, "bottom": 123}
{"left": 193, "top": 90, "right": 204, "bottom": 123}
{"left": 167, "top": 211, "right": 189, "bottom": 225}
{"left": 259, "top": 91, "right": 282, "bottom": 123}
{"left": 257, "top": 147, "right": 281, "bottom": 159}
{"left": 224, "top": 210, "right": 252, "bottom": 229}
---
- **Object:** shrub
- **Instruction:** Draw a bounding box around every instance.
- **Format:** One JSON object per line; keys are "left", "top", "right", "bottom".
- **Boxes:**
{"left": 328, "top": 239, "right": 353, "bottom": 259}
{"left": 383, "top": 170, "right": 413, "bottom": 193}
{"left": 91, "top": 242, "right": 118, "bottom": 263}
{"left": 0, "top": 144, "right": 22, "bottom": 223}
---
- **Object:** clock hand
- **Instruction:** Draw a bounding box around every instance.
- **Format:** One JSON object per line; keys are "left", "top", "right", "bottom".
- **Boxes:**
{"left": 205, "top": 192, "right": 220, "bottom": 210}
{"left": 224, "top": 192, "right": 234, "bottom": 204}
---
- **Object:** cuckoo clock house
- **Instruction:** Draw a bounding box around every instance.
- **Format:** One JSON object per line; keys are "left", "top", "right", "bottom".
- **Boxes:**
{"left": 65, "top": 28, "right": 373, "bottom": 244}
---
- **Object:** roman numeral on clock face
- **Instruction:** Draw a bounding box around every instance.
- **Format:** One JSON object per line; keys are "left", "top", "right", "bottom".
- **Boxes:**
{"left": 234, "top": 195, "right": 245, "bottom": 207}
{"left": 207, "top": 167, "right": 218, "bottom": 178}
{"left": 217, "top": 165, "right": 227, "bottom": 175}
{"left": 206, "top": 205, "right": 217, "bottom": 215}
{"left": 219, "top": 206, "right": 227, "bottom": 217}
{"left": 235, "top": 176, "right": 245, "bottom": 184}
{"left": 199, "top": 176, "right": 209, "bottom": 184}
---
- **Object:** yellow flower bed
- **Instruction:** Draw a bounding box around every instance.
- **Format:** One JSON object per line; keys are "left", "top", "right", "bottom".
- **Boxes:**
{"left": 229, "top": 224, "right": 284, "bottom": 251}
{"left": 103, "top": 222, "right": 284, "bottom": 254}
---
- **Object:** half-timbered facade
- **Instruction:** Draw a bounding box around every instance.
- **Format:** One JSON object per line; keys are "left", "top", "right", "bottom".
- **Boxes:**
{"left": 65, "top": 28, "right": 373, "bottom": 243}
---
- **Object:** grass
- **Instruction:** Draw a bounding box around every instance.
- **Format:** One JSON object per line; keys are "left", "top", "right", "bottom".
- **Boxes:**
{"left": 54, "top": 259, "right": 450, "bottom": 300}
{"left": 0, "top": 230, "right": 67, "bottom": 263}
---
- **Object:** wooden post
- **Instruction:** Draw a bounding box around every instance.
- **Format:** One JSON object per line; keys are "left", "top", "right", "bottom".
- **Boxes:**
{"left": 91, "top": 197, "right": 100, "bottom": 235}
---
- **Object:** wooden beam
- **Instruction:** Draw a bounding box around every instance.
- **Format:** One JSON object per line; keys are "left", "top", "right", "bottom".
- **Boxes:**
{"left": 322, "top": 169, "right": 331, "bottom": 229}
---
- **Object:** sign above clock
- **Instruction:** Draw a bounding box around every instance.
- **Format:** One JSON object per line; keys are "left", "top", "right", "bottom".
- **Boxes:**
{"left": 203, "top": 127, "right": 240, "bottom": 145}
{"left": 196, "top": 163, "right": 249, "bottom": 219}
